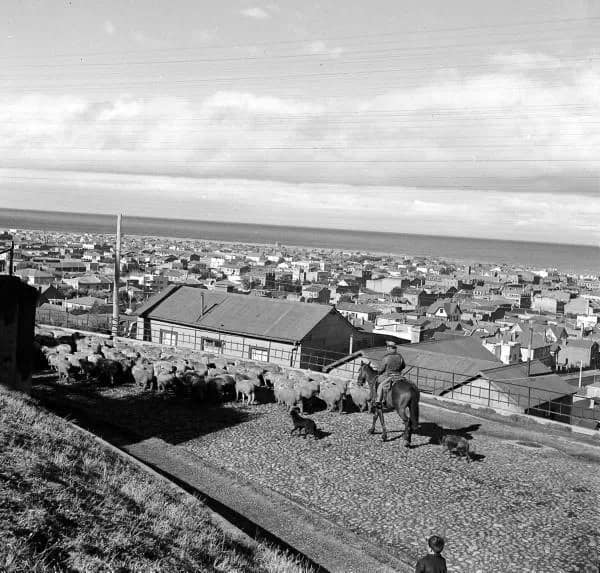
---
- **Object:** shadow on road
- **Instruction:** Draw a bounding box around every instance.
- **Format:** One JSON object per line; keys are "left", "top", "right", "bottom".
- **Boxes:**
{"left": 32, "top": 374, "right": 262, "bottom": 446}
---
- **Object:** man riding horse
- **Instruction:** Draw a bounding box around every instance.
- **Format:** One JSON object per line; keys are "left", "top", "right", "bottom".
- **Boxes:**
{"left": 375, "top": 340, "right": 406, "bottom": 409}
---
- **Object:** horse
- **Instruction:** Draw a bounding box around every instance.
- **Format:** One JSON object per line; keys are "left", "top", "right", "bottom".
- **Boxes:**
{"left": 357, "top": 361, "right": 420, "bottom": 446}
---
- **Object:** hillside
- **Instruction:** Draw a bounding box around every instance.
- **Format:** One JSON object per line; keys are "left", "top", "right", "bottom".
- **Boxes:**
{"left": 0, "top": 387, "right": 313, "bottom": 573}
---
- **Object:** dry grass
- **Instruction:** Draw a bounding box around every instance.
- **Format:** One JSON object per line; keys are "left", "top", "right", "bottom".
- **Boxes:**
{"left": 0, "top": 387, "right": 314, "bottom": 573}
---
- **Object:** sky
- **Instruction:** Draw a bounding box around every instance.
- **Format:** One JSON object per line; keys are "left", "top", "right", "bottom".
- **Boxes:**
{"left": 0, "top": 0, "right": 599, "bottom": 246}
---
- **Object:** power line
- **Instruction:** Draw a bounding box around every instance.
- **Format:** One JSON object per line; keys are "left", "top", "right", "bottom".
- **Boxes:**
{"left": 3, "top": 14, "right": 599, "bottom": 61}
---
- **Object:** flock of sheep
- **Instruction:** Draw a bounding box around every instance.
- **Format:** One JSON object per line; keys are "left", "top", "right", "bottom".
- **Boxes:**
{"left": 35, "top": 330, "right": 372, "bottom": 413}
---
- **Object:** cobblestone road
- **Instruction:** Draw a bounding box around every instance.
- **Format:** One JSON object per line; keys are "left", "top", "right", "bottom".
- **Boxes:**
{"left": 179, "top": 403, "right": 600, "bottom": 573}
{"left": 35, "top": 382, "right": 600, "bottom": 573}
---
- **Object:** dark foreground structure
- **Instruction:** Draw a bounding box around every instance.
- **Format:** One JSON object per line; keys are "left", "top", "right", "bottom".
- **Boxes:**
{"left": 0, "top": 275, "right": 38, "bottom": 393}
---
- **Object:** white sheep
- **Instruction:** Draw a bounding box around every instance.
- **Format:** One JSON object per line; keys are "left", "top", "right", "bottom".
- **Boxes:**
{"left": 318, "top": 377, "right": 349, "bottom": 412}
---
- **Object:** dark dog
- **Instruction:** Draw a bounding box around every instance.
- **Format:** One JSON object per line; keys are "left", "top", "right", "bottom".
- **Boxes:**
{"left": 441, "top": 434, "right": 471, "bottom": 462}
{"left": 290, "top": 407, "right": 319, "bottom": 439}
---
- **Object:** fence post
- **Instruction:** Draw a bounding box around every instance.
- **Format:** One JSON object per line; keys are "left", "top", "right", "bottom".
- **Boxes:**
{"left": 416, "top": 366, "right": 420, "bottom": 388}
{"left": 488, "top": 379, "right": 491, "bottom": 407}
{"left": 528, "top": 386, "right": 531, "bottom": 412}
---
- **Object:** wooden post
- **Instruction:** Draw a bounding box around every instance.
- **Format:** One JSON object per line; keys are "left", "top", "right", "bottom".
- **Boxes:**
{"left": 112, "top": 214, "right": 122, "bottom": 339}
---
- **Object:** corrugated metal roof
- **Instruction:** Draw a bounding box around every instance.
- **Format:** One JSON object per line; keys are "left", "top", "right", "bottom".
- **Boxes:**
{"left": 140, "top": 286, "right": 335, "bottom": 342}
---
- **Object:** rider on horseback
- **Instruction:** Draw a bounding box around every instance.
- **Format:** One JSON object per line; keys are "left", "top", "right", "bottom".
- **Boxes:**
{"left": 375, "top": 340, "right": 406, "bottom": 408}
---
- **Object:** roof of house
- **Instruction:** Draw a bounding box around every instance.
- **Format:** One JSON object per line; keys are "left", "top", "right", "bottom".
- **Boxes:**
{"left": 336, "top": 302, "right": 378, "bottom": 313}
{"left": 67, "top": 296, "right": 107, "bottom": 307}
{"left": 475, "top": 366, "right": 577, "bottom": 407}
{"left": 563, "top": 338, "right": 597, "bottom": 349}
{"left": 135, "top": 285, "right": 339, "bottom": 342}
{"left": 358, "top": 338, "right": 501, "bottom": 394}
{"left": 15, "top": 268, "right": 54, "bottom": 278}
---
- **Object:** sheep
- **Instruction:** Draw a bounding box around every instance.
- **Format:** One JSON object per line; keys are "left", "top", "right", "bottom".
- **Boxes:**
{"left": 55, "top": 343, "right": 73, "bottom": 355}
{"left": 234, "top": 371, "right": 261, "bottom": 405}
{"left": 205, "top": 374, "right": 236, "bottom": 402}
{"left": 181, "top": 370, "right": 206, "bottom": 401}
{"left": 132, "top": 361, "right": 155, "bottom": 390}
{"left": 347, "top": 379, "right": 371, "bottom": 412}
{"left": 292, "top": 377, "right": 320, "bottom": 413}
{"left": 272, "top": 375, "right": 297, "bottom": 409}
{"left": 318, "top": 377, "right": 349, "bottom": 413}
{"left": 153, "top": 360, "right": 175, "bottom": 379}
{"left": 55, "top": 355, "right": 72, "bottom": 382}
{"left": 156, "top": 368, "right": 184, "bottom": 395}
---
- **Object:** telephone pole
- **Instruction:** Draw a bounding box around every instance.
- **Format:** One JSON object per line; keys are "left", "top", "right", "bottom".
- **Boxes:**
{"left": 112, "top": 214, "right": 122, "bottom": 339}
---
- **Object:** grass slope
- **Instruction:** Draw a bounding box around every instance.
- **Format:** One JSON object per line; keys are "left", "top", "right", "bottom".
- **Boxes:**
{"left": 0, "top": 387, "right": 313, "bottom": 573}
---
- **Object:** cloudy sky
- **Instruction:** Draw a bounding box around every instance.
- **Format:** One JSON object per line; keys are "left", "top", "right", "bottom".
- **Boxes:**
{"left": 1, "top": 0, "right": 599, "bottom": 245}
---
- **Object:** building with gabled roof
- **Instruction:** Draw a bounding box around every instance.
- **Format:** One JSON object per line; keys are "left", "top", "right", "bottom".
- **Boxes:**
{"left": 133, "top": 285, "right": 369, "bottom": 369}
{"left": 446, "top": 364, "right": 577, "bottom": 424}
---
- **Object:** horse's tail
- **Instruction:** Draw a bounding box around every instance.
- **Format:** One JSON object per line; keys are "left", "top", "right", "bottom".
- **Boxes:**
{"left": 409, "top": 387, "right": 420, "bottom": 431}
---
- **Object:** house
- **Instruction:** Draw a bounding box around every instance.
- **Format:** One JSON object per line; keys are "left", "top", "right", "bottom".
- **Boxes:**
{"left": 373, "top": 314, "right": 447, "bottom": 343}
{"left": 426, "top": 300, "right": 461, "bottom": 321}
{"left": 133, "top": 285, "right": 366, "bottom": 369}
{"left": 481, "top": 335, "right": 522, "bottom": 364}
{"left": 564, "top": 297, "right": 591, "bottom": 318}
{"left": 448, "top": 364, "right": 576, "bottom": 424}
{"left": 556, "top": 339, "right": 600, "bottom": 371}
{"left": 221, "top": 263, "right": 250, "bottom": 277}
{"left": 14, "top": 268, "right": 54, "bottom": 289}
{"left": 336, "top": 302, "right": 380, "bottom": 324}
{"left": 36, "top": 284, "right": 63, "bottom": 307}
{"left": 62, "top": 274, "right": 113, "bottom": 291}
{"left": 301, "top": 284, "right": 331, "bottom": 304}
{"left": 62, "top": 296, "right": 110, "bottom": 312}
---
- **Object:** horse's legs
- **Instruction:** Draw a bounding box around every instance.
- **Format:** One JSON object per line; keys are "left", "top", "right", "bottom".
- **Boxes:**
{"left": 378, "top": 407, "right": 388, "bottom": 442}
{"left": 369, "top": 409, "right": 378, "bottom": 434}
{"left": 396, "top": 401, "right": 412, "bottom": 447}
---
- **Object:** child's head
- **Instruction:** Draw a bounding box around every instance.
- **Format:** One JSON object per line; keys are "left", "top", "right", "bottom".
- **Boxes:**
{"left": 428, "top": 535, "right": 445, "bottom": 554}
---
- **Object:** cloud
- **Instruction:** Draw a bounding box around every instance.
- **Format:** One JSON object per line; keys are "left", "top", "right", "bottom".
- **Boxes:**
{"left": 490, "top": 52, "right": 563, "bottom": 70}
{"left": 1, "top": 51, "right": 599, "bottom": 243}
{"left": 240, "top": 7, "right": 270, "bottom": 20}
{"left": 306, "top": 40, "right": 344, "bottom": 58}
{"left": 103, "top": 20, "right": 116, "bottom": 36}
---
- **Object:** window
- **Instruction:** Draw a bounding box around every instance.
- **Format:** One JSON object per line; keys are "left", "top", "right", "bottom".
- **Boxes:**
{"left": 202, "top": 337, "right": 223, "bottom": 351}
{"left": 160, "top": 329, "right": 178, "bottom": 346}
{"left": 249, "top": 346, "right": 269, "bottom": 361}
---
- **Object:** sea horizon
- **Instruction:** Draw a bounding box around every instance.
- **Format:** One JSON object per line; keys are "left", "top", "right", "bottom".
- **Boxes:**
{"left": 0, "top": 207, "right": 598, "bottom": 275}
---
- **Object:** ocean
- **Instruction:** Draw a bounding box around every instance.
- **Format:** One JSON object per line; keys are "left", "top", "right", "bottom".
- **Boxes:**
{"left": 0, "top": 208, "right": 598, "bottom": 275}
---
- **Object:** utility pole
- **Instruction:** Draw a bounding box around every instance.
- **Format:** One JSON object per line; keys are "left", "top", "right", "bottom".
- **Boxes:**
{"left": 526, "top": 319, "right": 533, "bottom": 377}
{"left": 578, "top": 360, "right": 583, "bottom": 390}
{"left": 112, "top": 214, "right": 122, "bottom": 339}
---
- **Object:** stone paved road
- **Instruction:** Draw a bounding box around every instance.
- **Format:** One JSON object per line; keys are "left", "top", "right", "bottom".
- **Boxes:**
{"left": 180, "top": 405, "right": 600, "bottom": 573}
{"left": 34, "top": 382, "right": 600, "bottom": 573}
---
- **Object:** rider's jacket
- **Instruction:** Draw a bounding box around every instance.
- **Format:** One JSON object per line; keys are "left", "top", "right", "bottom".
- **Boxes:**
{"left": 379, "top": 350, "right": 405, "bottom": 376}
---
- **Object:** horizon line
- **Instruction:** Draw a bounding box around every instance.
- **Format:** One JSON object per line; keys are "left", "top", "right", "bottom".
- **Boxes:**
{"left": 0, "top": 206, "right": 598, "bottom": 251}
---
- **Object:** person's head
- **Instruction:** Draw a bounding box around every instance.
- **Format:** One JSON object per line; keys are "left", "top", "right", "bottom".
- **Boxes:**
{"left": 428, "top": 535, "right": 445, "bottom": 554}
{"left": 385, "top": 340, "right": 397, "bottom": 352}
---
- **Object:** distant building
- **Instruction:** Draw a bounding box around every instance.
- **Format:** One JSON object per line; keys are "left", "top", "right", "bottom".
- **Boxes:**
{"left": 14, "top": 268, "right": 54, "bottom": 289}
{"left": 557, "top": 339, "right": 600, "bottom": 371}
{"left": 426, "top": 300, "right": 461, "bottom": 321}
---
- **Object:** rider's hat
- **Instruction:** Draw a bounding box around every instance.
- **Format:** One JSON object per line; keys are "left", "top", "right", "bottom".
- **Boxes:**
{"left": 385, "top": 340, "right": 397, "bottom": 348}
